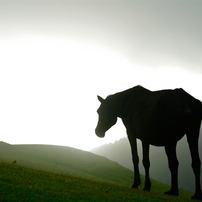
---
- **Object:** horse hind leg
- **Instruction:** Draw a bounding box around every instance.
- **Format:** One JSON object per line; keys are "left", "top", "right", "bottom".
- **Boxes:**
{"left": 142, "top": 141, "right": 151, "bottom": 191}
{"left": 187, "top": 128, "right": 202, "bottom": 200}
{"left": 164, "top": 142, "right": 179, "bottom": 196}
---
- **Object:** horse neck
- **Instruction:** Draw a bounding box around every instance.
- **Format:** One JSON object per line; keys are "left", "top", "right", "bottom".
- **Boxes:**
{"left": 108, "top": 92, "right": 130, "bottom": 118}
{"left": 108, "top": 86, "right": 150, "bottom": 118}
{"left": 109, "top": 91, "right": 135, "bottom": 118}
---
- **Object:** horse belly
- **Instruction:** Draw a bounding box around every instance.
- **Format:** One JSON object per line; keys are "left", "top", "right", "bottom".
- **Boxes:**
{"left": 134, "top": 116, "right": 187, "bottom": 146}
{"left": 136, "top": 127, "right": 186, "bottom": 146}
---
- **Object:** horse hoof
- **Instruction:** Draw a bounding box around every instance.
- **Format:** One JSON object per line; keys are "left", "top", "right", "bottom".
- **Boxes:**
{"left": 143, "top": 181, "right": 151, "bottom": 191}
{"left": 131, "top": 185, "right": 138, "bottom": 189}
{"left": 131, "top": 181, "right": 141, "bottom": 189}
{"left": 191, "top": 194, "right": 202, "bottom": 200}
{"left": 143, "top": 187, "right": 150, "bottom": 191}
{"left": 164, "top": 190, "right": 179, "bottom": 196}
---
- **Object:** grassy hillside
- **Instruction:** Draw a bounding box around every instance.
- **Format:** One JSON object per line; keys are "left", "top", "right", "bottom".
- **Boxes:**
{"left": 0, "top": 142, "right": 193, "bottom": 200}
{"left": 0, "top": 142, "right": 133, "bottom": 186}
{"left": 0, "top": 162, "right": 192, "bottom": 201}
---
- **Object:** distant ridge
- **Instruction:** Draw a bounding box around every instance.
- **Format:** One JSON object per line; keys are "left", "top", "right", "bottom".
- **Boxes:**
{"left": 91, "top": 136, "right": 202, "bottom": 192}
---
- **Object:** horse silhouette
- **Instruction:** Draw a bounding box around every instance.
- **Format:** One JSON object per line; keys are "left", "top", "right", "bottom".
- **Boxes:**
{"left": 95, "top": 85, "right": 202, "bottom": 200}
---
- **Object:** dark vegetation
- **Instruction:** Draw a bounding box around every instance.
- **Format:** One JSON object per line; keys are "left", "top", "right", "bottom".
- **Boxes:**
{"left": 0, "top": 142, "right": 193, "bottom": 201}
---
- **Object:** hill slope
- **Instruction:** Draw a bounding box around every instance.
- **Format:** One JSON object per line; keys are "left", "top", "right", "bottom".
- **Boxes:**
{"left": 0, "top": 162, "right": 192, "bottom": 201}
{"left": 0, "top": 141, "right": 134, "bottom": 187}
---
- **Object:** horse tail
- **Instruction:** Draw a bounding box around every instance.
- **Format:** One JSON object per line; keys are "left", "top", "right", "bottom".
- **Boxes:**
{"left": 189, "top": 98, "right": 202, "bottom": 121}
{"left": 196, "top": 100, "right": 202, "bottom": 120}
{"left": 200, "top": 101, "right": 202, "bottom": 119}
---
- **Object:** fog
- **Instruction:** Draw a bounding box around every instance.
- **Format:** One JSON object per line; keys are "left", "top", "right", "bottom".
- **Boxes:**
{"left": 0, "top": 1, "right": 202, "bottom": 150}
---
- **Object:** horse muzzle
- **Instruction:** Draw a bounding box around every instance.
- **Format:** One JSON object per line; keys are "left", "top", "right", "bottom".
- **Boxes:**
{"left": 95, "top": 128, "right": 105, "bottom": 138}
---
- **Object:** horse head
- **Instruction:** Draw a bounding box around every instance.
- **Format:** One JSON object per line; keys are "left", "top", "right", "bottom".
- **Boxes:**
{"left": 95, "top": 95, "right": 117, "bottom": 138}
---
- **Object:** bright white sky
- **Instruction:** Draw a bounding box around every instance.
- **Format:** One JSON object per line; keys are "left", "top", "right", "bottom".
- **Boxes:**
{"left": 0, "top": 1, "right": 202, "bottom": 151}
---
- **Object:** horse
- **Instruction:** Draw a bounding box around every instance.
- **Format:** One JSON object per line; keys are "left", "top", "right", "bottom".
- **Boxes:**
{"left": 95, "top": 85, "right": 202, "bottom": 200}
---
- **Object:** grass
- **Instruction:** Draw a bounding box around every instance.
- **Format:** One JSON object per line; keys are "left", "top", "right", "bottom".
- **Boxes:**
{"left": 0, "top": 143, "right": 136, "bottom": 187}
{"left": 0, "top": 162, "right": 192, "bottom": 201}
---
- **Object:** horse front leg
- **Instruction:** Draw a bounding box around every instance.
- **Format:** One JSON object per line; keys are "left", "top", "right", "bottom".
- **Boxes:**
{"left": 164, "top": 142, "right": 179, "bottom": 196}
{"left": 128, "top": 135, "right": 141, "bottom": 189}
{"left": 142, "top": 141, "right": 151, "bottom": 191}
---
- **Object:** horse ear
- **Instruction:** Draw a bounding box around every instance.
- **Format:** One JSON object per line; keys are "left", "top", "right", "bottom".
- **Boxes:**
{"left": 97, "top": 95, "right": 104, "bottom": 103}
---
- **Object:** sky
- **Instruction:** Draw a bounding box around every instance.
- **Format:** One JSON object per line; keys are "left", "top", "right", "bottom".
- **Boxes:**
{"left": 0, "top": 0, "right": 202, "bottom": 151}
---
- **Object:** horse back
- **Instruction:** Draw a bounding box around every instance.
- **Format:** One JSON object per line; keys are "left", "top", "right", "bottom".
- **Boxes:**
{"left": 124, "top": 88, "right": 202, "bottom": 146}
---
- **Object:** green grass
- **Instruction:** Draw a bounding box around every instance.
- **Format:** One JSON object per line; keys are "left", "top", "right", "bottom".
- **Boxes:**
{"left": 0, "top": 162, "right": 192, "bottom": 201}
{"left": 0, "top": 143, "right": 136, "bottom": 187}
{"left": 0, "top": 143, "right": 194, "bottom": 201}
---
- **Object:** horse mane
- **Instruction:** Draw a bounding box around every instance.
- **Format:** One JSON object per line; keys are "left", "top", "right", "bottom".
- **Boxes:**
{"left": 106, "top": 85, "right": 146, "bottom": 99}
